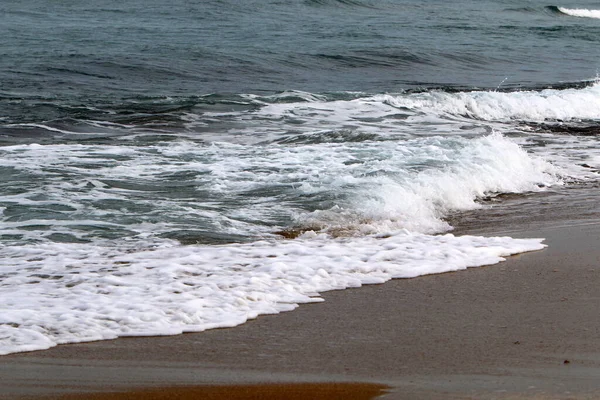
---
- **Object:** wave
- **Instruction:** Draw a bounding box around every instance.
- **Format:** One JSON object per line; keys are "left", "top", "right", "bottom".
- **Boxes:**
{"left": 0, "top": 132, "right": 561, "bottom": 242}
{"left": 304, "top": 0, "right": 379, "bottom": 8}
{"left": 293, "top": 133, "right": 561, "bottom": 235}
{"left": 313, "top": 51, "right": 437, "bottom": 68}
{"left": 252, "top": 82, "right": 600, "bottom": 136}
{"left": 4, "top": 80, "right": 598, "bottom": 124}
{"left": 375, "top": 82, "right": 600, "bottom": 122}
{"left": 505, "top": 7, "right": 539, "bottom": 13}
{"left": 553, "top": 6, "right": 600, "bottom": 19}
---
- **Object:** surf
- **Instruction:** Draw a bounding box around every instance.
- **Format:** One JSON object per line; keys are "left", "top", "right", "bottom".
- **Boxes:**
{"left": 553, "top": 6, "right": 600, "bottom": 19}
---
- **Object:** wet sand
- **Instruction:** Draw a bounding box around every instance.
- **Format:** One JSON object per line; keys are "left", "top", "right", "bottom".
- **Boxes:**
{"left": 2, "top": 189, "right": 600, "bottom": 399}
{"left": 37, "top": 383, "right": 389, "bottom": 400}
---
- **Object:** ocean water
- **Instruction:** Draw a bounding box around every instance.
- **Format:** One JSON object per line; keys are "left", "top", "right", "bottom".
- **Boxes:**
{"left": 1, "top": 0, "right": 599, "bottom": 355}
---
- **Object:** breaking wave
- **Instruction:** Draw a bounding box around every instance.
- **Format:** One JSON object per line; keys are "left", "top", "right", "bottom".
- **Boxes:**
{"left": 554, "top": 6, "right": 600, "bottom": 19}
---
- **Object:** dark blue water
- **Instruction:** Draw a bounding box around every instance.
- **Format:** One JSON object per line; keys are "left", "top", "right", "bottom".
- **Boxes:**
{"left": 2, "top": 1, "right": 600, "bottom": 125}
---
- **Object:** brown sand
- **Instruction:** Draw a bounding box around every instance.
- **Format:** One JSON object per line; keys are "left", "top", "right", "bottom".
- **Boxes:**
{"left": 43, "top": 383, "right": 388, "bottom": 400}
{"left": 2, "top": 189, "right": 600, "bottom": 400}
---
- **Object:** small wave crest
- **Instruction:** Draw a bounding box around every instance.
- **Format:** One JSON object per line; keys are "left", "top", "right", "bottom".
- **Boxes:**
{"left": 312, "top": 51, "right": 435, "bottom": 69}
{"left": 505, "top": 6, "right": 539, "bottom": 13}
{"left": 377, "top": 81, "right": 600, "bottom": 122}
{"left": 304, "top": 0, "right": 378, "bottom": 9}
{"left": 550, "top": 6, "right": 600, "bottom": 19}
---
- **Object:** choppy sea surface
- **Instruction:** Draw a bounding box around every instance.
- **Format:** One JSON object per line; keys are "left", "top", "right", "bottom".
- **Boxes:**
{"left": 1, "top": 0, "right": 600, "bottom": 355}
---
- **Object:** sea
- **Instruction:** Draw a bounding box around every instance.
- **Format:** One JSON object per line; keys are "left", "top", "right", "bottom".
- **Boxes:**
{"left": 1, "top": 0, "right": 600, "bottom": 355}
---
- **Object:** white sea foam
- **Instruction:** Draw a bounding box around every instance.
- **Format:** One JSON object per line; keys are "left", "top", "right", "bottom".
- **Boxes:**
{"left": 249, "top": 83, "right": 600, "bottom": 143}
{"left": 558, "top": 7, "right": 600, "bottom": 19}
{"left": 0, "top": 231, "right": 545, "bottom": 355}
{"left": 511, "top": 132, "right": 600, "bottom": 181}
{"left": 0, "top": 133, "right": 561, "bottom": 241}
{"left": 296, "top": 133, "right": 561, "bottom": 234}
{"left": 376, "top": 83, "right": 600, "bottom": 122}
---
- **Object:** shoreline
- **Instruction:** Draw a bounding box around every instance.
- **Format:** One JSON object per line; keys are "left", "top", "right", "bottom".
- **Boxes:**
{"left": 2, "top": 190, "right": 600, "bottom": 399}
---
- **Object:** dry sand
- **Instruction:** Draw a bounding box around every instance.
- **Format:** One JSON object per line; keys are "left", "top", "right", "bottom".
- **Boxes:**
{"left": 1, "top": 188, "right": 600, "bottom": 400}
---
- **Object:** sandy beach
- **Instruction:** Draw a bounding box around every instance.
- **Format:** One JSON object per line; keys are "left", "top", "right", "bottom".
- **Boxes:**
{"left": 3, "top": 0, "right": 600, "bottom": 398}
{"left": 2, "top": 187, "right": 600, "bottom": 400}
